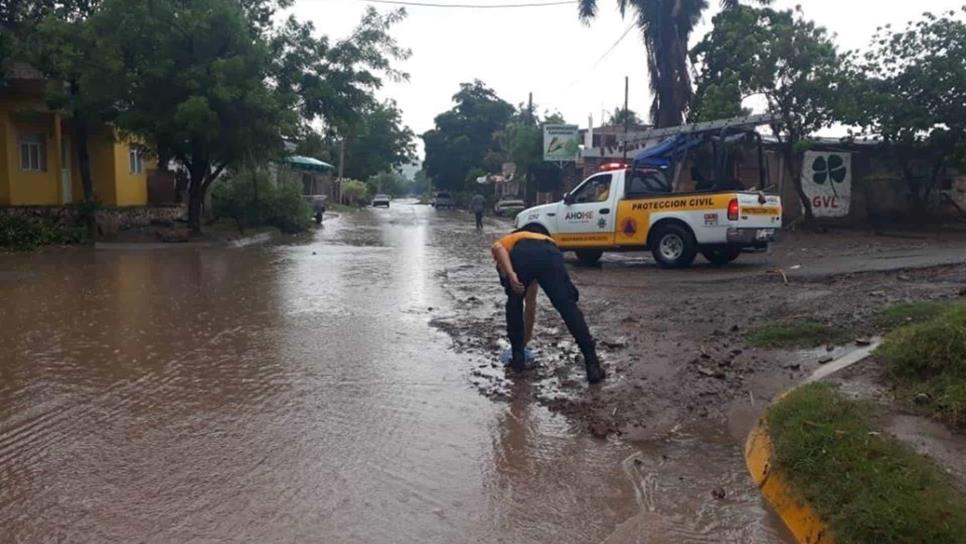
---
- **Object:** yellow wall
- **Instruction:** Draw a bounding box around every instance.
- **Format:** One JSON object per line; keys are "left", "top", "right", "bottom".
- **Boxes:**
{"left": 112, "top": 140, "right": 149, "bottom": 207}
{"left": 0, "top": 96, "right": 150, "bottom": 207}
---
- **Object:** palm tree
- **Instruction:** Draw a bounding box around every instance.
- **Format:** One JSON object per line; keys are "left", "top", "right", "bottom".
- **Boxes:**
{"left": 578, "top": 0, "right": 762, "bottom": 128}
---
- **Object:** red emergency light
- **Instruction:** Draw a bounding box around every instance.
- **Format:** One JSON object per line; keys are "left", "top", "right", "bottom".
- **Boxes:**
{"left": 599, "top": 162, "right": 629, "bottom": 172}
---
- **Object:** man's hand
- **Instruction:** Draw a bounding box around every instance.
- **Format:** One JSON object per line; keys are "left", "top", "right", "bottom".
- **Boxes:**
{"left": 508, "top": 272, "right": 525, "bottom": 295}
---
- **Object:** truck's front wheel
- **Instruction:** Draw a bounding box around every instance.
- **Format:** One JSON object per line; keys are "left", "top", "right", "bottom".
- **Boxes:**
{"left": 701, "top": 246, "right": 741, "bottom": 266}
{"left": 575, "top": 249, "right": 603, "bottom": 266}
{"left": 650, "top": 224, "right": 697, "bottom": 268}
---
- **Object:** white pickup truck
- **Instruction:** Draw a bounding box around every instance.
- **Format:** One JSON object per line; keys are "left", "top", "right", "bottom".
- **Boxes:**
{"left": 514, "top": 166, "right": 782, "bottom": 268}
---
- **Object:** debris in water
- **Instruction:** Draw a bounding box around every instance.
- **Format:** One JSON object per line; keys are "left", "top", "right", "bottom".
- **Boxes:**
{"left": 818, "top": 356, "right": 835, "bottom": 365}
{"left": 855, "top": 338, "right": 872, "bottom": 346}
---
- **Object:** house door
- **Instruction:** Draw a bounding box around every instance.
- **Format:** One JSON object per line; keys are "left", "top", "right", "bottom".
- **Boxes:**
{"left": 60, "top": 137, "right": 72, "bottom": 204}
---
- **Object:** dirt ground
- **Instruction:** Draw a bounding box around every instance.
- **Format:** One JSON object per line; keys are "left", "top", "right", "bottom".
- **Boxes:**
{"left": 432, "top": 228, "right": 966, "bottom": 442}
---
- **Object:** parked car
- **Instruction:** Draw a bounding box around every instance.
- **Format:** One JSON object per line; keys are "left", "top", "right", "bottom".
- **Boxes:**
{"left": 372, "top": 194, "right": 391, "bottom": 207}
{"left": 431, "top": 191, "right": 454, "bottom": 209}
{"left": 493, "top": 197, "right": 527, "bottom": 217}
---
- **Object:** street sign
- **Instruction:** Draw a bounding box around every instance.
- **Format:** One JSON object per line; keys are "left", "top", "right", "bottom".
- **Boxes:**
{"left": 543, "top": 124, "right": 580, "bottom": 162}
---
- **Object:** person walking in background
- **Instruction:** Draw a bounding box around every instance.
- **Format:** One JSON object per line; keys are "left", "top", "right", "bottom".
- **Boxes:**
{"left": 470, "top": 192, "right": 486, "bottom": 231}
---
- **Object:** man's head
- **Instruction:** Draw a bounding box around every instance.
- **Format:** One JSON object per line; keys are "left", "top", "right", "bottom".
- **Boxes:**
{"left": 513, "top": 223, "right": 551, "bottom": 236}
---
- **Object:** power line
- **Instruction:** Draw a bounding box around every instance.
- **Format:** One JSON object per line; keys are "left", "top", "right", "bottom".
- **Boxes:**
{"left": 361, "top": 0, "right": 576, "bottom": 8}
{"left": 560, "top": 22, "right": 636, "bottom": 90}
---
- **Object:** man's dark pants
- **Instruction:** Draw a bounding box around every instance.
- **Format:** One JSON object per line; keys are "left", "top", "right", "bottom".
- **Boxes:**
{"left": 474, "top": 211, "right": 483, "bottom": 229}
{"left": 502, "top": 239, "right": 597, "bottom": 364}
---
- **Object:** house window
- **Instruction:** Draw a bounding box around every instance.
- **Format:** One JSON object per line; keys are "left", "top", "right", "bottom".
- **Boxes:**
{"left": 19, "top": 133, "right": 47, "bottom": 172}
{"left": 129, "top": 146, "right": 143, "bottom": 174}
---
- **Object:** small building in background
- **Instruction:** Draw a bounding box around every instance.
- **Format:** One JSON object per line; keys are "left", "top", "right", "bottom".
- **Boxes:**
{"left": 272, "top": 155, "right": 337, "bottom": 202}
{"left": 0, "top": 63, "right": 155, "bottom": 207}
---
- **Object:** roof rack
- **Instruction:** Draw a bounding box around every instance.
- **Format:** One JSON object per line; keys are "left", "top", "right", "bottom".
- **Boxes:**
{"left": 622, "top": 113, "right": 779, "bottom": 146}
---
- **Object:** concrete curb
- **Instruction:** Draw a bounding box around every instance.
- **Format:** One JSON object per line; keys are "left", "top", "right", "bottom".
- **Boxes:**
{"left": 745, "top": 418, "right": 834, "bottom": 544}
{"left": 744, "top": 340, "right": 881, "bottom": 544}
{"left": 95, "top": 230, "right": 280, "bottom": 251}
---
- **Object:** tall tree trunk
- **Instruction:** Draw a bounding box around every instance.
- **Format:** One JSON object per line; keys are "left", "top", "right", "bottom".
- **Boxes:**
{"left": 187, "top": 161, "right": 208, "bottom": 235}
{"left": 783, "top": 143, "right": 813, "bottom": 221}
{"left": 69, "top": 82, "right": 95, "bottom": 203}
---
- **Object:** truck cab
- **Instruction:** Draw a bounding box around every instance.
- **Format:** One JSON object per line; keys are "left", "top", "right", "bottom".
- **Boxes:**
{"left": 515, "top": 123, "right": 783, "bottom": 268}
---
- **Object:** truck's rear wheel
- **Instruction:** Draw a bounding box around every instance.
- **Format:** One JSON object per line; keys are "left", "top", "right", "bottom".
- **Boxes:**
{"left": 575, "top": 249, "right": 603, "bottom": 266}
{"left": 701, "top": 246, "right": 741, "bottom": 266}
{"left": 650, "top": 224, "right": 697, "bottom": 268}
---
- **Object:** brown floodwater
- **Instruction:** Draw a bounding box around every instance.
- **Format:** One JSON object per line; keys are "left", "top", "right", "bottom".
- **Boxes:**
{"left": 0, "top": 201, "right": 789, "bottom": 543}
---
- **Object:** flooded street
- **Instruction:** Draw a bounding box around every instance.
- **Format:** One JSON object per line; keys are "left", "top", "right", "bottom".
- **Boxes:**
{"left": 0, "top": 200, "right": 794, "bottom": 543}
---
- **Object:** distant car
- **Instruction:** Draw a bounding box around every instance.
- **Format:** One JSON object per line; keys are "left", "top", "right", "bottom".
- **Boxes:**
{"left": 372, "top": 194, "right": 391, "bottom": 207}
{"left": 431, "top": 192, "right": 454, "bottom": 209}
{"left": 493, "top": 197, "right": 527, "bottom": 217}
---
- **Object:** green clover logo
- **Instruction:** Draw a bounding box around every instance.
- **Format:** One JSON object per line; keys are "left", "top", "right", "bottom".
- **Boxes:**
{"left": 812, "top": 154, "right": 847, "bottom": 197}
{"left": 812, "top": 154, "right": 847, "bottom": 185}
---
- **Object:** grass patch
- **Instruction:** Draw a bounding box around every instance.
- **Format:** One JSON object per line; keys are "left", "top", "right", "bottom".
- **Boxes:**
{"left": 875, "top": 301, "right": 953, "bottom": 330}
{"left": 767, "top": 383, "right": 966, "bottom": 544}
{"left": 876, "top": 305, "right": 966, "bottom": 429}
{"left": 327, "top": 203, "right": 359, "bottom": 214}
{"left": 747, "top": 321, "right": 849, "bottom": 348}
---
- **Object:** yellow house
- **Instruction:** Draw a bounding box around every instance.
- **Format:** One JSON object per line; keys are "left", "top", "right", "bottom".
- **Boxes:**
{"left": 0, "top": 64, "right": 153, "bottom": 207}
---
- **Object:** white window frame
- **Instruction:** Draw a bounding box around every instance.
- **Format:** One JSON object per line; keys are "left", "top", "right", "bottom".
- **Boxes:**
{"left": 129, "top": 146, "right": 143, "bottom": 175}
{"left": 19, "top": 132, "right": 47, "bottom": 172}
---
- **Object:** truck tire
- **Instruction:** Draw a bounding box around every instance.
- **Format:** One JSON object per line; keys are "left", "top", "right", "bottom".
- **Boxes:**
{"left": 650, "top": 223, "right": 698, "bottom": 268}
{"left": 701, "top": 246, "right": 741, "bottom": 266}
{"left": 575, "top": 249, "right": 603, "bottom": 266}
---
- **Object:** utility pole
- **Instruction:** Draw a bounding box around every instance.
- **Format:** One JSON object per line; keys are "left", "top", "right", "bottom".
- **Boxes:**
{"left": 623, "top": 76, "right": 629, "bottom": 162}
{"left": 528, "top": 92, "right": 533, "bottom": 124}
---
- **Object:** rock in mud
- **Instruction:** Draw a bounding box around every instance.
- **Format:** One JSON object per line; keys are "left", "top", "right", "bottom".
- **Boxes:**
{"left": 588, "top": 421, "right": 612, "bottom": 439}
{"left": 914, "top": 392, "right": 932, "bottom": 405}
{"left": 818, "top": 356, "right": 835, "bottom": 365}
{"left": 711, "top": 487, "right": 727, "bottom": 500}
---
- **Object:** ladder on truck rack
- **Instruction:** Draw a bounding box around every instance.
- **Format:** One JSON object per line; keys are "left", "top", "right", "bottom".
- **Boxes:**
{"left": 621, "top": 113, "right": 780, "bottom": 148}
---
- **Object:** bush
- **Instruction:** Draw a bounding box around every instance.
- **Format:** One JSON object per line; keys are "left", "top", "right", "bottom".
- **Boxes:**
{"left": 875, "top": 301, "right": 951, "bottom": 329}
{"left": 340, "top": 179, "right": 370, "bottom": 206}
{"left": 876, "top": 304, "right": 966, "bottom": 427}
{"left": 212, "top": 172, "right": 311, "bottom": 233}
{"left": 767, "top": 383, "right": 966, "bottom": 544}
{"left": 0, "top": 215, "right": 86, "bottom": 251}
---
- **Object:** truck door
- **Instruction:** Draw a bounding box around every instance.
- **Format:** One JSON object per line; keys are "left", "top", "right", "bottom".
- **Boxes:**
{"left": 556, "top": 173, "right": 616, "bottom": 247}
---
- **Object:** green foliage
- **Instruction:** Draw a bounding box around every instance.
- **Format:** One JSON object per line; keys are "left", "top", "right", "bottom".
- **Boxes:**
{"left": 422, "top": 81, "right": 514, "bottom": 191}
{"left": 367, "top": 171, "right": 410, "bottom": 196}
{"left": 606, "top": 107, "right": 642, "bottom": 126}
{"left": 877, "top": 305, "right": 966, "bottom": 428}
{"left": 875, "top": 301, "right": 954, "bottom": 329}
{"left": 77, "top": 0, "right": 406, "bottom": 232}
{"left": 343, "top": 100, "right": 416, "bottom": 181}
{"left": 0, "top": 215, "right": 86, "bottom": 251}
{"left": 838, "top": 8, "right": 966, "bottom": 203}
{"left": 746, "top": 321, "right": 849, "bottom": 348}
{"left": 691, "top": 5, "right": 844, "bottom": 218}
{"left": 212, "top": 172, "right": 311, "bottom": 233}
{"left": 767, "top": 383, "right": 966, "bottom": 544}
{"left": 340, "top": 179, "right": 370, "bottom": 206}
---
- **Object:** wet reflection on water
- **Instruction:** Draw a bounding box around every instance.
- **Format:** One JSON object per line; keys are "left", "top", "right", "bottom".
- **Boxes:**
{"left": 0, "top": 203, "right": 641, "bottom": 543}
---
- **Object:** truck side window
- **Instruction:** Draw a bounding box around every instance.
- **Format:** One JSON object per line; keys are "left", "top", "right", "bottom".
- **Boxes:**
{"left": 572, "top": 174, "right": 612, "bottom": 203}
{"left": 625, "top": 170, "right": 669, "bottom": 198}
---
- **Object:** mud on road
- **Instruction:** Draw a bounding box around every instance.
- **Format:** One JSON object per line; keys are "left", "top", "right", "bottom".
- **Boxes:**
{"left": 432, "top": 227, "right": 966, "bottom": 443}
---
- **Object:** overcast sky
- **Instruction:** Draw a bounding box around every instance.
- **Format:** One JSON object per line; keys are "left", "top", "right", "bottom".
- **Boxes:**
{"left": 287, "top": 0, "right": 963, "bottom": 158}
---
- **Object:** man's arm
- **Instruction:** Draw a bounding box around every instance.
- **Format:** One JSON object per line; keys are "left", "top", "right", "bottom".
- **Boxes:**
{"left": 524, "top": 283, "right": 537, "bottom": 344}
{"left": 491, "top": 242, "right": 525, "bottom": 294}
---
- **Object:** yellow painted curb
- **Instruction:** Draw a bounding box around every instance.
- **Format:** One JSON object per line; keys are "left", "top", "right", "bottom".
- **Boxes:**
{"left": 745, "top": 419, "right": 834, "bottom": 544}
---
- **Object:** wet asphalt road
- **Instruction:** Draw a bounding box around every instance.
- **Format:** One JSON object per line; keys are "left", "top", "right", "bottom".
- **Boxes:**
{"left": 0, "top": 201, "right": 646, "bottom": 543}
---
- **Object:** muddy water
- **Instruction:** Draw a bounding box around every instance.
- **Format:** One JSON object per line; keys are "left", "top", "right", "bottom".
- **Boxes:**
{"left": 0, "top": 201, "right": 788, "bottom": 543}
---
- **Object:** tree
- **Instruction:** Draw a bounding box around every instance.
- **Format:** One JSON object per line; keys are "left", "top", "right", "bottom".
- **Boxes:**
{"left": 367, "top": 171, "right": 409, "bottom": 196}
{"left": 576, "top": 0, "right": 770, "bottom": 128}
{"left": 343, "top": 100, "right": 415, "bottom": 181}
{"left": 88, "top": 0, "right": 407, "bottom": 233}
{"left": 691, "top": 5, "right": 843, "bottom": 219}
{"left": 341, "top": 179, "right": 369, "bottom": 205}
{"left": 422, "top": 81, "right": 514, "bottom": 191}
{"left": 23, "top": 5, "right": 104, "bottom": 204}
{"left": 607, "top": 107, "right": 642, "bottom": 126}
{"left": 839, "top": 8, "right": 966, "bottom": 209}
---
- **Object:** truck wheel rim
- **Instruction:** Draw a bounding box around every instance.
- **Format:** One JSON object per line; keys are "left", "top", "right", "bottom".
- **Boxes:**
{"left": 659, "top": 234, "right": 684, "bottom": 260}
